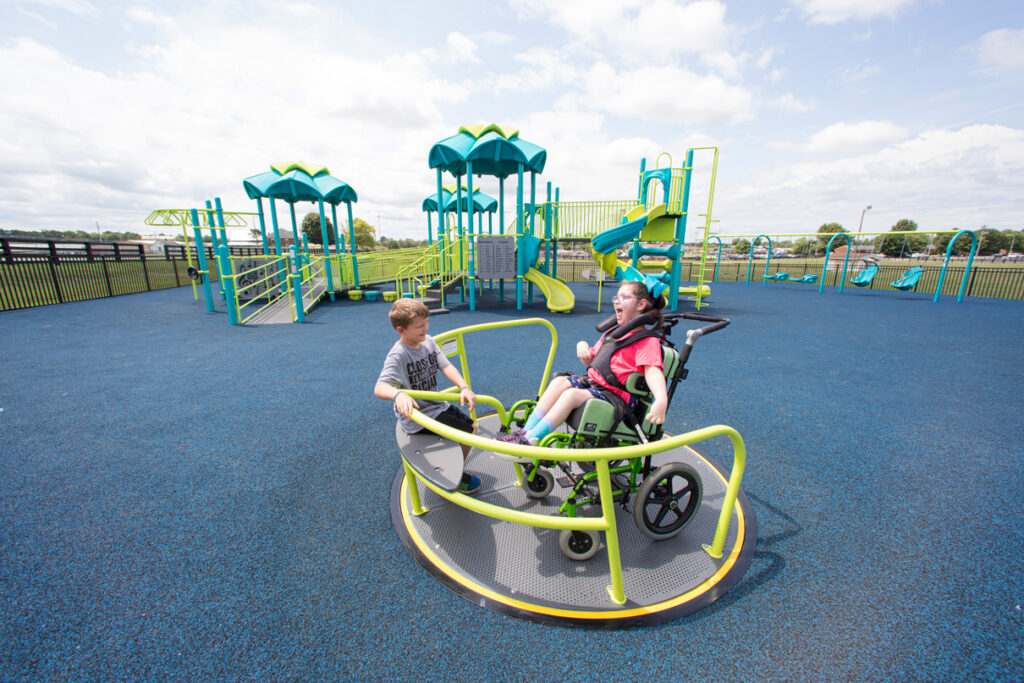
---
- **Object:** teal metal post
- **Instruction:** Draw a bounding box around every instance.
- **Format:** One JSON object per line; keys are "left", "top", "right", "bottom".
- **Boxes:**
{"left": 255, "top": 198, "right": 270, "bottom": 255}
{"left": 551, "top": 187, "right": 560, "bottom": 278}
{"left": 516, "top": 165, "right": 524, "bottom": 310}
{"left": 709, "top": 235, "right": 722, "bottom": 281}
{"left": 346, "top": 201, "right": 359, "bottom": 287}
{"left": 467, "top": 162, "right": 476, "bottom": 311}
{"left": 819, "top": 233, "right": 852, "bottom": 294}
{"left": 934, "top": 229, "right": 978, "bottom": 303}
{"left": 544, "top": 182, "right": 552, "bottom": 273}
{"left": 288, "top": 202, "right": 300, "bottom": 247}
{"left": 214, "top": 197, "right": 228, "bottom": 244}
{"left": 331, "top": 205, "right": 344, "bottom": 255}
{"left": 268, "top": 199, "right": 283, "bottom": 256}
{"left": 317, "top": 200, "right": 335, "bottom": 301}
{"left": 528, "top": 171, "right": 536, "bottom": 305}
{"left": 216, "top": 244, "right": 239, "bottom": 325}
{"left": 499, "top": 175, "right": 505, "bottom": 302}
{"left": 190, "top": 211, "right": 214, "bottom": 312}
{"left": 668, "top": 150, "right": 695, "bottom": 312}
{"left": 436, "top": 169, "right": 445, "bottom": 298}
{"left": 214, "top": 197, "right": 229, "bottom": 300}
{"left": 206, "top": 200, "right": 225, "bottom": 248}
{"left": 289, "top": 245, "right": 305, "bottom": 323}
{"left": 637, "top": 158, "right": 646, "bottom": 201}
{"left": 745, "top": 235, "right": 772, "bottom": 286}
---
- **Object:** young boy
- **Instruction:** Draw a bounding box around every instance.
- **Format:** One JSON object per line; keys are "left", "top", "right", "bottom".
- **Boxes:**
{"left": 374, "top": 298, "right": 481, "bottom": 494}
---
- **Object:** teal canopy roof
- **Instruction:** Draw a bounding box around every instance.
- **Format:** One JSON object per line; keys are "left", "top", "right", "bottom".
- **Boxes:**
{"left": 421, "top": 189, "right": 497, "bottom": 213}
{"left": 242, "top": 161, "right": 358, "bottom": 205}
{"left": 428, "top": 124, "right": 546, "bottom": 178}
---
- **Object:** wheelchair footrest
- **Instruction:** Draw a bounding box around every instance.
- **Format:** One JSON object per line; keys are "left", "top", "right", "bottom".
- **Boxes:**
{"left": 556, "top": 476, "right": 573, "bottom": 488}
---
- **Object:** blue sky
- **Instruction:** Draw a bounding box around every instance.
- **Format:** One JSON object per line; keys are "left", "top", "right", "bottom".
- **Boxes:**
{"left": 2, "top": 0, "right": 1022, "bottom": 240}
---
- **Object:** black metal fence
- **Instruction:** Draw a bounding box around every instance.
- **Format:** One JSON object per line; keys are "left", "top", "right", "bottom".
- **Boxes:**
{"left": 4, "top": 238, "right": 1023, "bottom": 312}
{"left": 697, "top": 260, "right": 1024, "bottom": 299}
{"left": 0, "top": 238, "right": 203, "bottom": 311}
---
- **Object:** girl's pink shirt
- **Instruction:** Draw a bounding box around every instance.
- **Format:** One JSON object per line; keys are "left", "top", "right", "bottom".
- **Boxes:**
{"left": 586, "top": 330, "right": 663, "bottom": 403}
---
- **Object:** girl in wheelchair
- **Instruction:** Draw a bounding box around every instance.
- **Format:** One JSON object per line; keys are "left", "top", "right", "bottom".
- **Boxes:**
{"left": 499, "top": 279, "right": 669, "bottom": 446}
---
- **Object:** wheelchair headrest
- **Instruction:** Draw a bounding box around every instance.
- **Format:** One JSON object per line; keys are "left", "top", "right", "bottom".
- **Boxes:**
{"left": 595, "top": 313, "right": 659, "bottom": 337}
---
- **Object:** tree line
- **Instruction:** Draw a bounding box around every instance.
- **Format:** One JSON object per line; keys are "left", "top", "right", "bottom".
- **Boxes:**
{"left": 1, "top": 228, "right": 144, "bottom": 242}
{"left": 296, "top": 213, "right": 428, "bottom": 250}
{"left": 730, "top": 220, "right": 1022, "bottom": 257}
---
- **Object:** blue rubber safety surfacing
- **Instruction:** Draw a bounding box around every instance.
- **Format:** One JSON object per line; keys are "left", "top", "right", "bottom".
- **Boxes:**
{"left": 390, "top": 415, "right": 756, "bottom": 628}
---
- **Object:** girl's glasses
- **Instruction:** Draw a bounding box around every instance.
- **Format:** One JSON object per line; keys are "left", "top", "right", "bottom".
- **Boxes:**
{"left": 613, "top": 294, "right": 638, "bottom": 303}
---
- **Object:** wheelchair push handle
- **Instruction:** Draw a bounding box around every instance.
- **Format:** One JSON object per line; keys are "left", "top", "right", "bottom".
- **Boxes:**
{"left": 664, "top": 312, "right": 730, "bottom": 341}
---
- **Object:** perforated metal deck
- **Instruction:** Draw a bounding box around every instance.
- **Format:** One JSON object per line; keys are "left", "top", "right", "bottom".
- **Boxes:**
{"left": 390, "top": 415, "right": 756, "bottom": 627}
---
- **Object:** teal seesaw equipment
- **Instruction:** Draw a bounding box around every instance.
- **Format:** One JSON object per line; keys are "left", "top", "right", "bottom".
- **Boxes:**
{"left": 390, "top": 315, "right": 754, "bottom": 626}
{"left": 763, "top": 271, "right": 817, "bottom": 285}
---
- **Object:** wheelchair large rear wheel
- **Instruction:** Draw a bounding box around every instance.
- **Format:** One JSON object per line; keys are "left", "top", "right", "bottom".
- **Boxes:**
{"left": 632, "top": 462, "right": 702, "bottom": 540}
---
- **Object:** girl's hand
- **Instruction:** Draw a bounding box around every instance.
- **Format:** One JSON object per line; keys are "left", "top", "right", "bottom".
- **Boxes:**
{"left": 395, "top": 391, "right": 418, "bottom": 418}
{"left": 645, "top": 397, "right": 668, "bottom": 425}
{"left": 576, "top": 341, "right": 593, "bottom": 365}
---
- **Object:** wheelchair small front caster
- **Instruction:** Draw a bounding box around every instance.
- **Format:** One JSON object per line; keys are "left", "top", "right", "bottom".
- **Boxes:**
{"left": 524, "top": 467, "right": 554, "bottom": 498}
{"left": 559, "top": 529, "right": 600, "bottom": 561}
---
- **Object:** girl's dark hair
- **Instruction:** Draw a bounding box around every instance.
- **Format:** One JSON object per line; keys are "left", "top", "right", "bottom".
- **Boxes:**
{"left": 621, "top": 280, "right": 665, "bottom": 330}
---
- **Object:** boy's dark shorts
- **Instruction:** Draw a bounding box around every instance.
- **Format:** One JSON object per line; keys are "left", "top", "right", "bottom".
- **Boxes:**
{"left": 414, "top": 404, "right": 475, "bottom": 436}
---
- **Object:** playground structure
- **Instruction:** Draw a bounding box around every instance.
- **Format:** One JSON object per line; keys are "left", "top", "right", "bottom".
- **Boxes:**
{"left": 162, "top": 125, "right": 722, "bottom": 324}
{"left": 729, "top": 229, "right": 980, "bottom": 302}
{"left": 390, "top": 317, "right": 753, "bottom": 626}
{"left": 401, "top": 124, "right": 721, "bottom": 315}
{"left": 587, "top": 149, "right": 720, "bottom": 311}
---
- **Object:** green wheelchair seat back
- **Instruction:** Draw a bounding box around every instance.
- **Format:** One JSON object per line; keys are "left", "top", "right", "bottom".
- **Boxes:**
{"left": 567, "top": 345, "right": 681, "bottom": 442}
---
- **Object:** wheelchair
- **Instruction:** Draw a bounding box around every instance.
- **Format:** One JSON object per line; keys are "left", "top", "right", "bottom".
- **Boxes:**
{"left": 501, "top": 311, "right": 730, "bottom": 560}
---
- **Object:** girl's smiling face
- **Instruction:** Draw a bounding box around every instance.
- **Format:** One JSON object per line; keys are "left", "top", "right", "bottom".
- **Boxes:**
{"left": 613, "top": 284, "right": 647, "bottom": 324}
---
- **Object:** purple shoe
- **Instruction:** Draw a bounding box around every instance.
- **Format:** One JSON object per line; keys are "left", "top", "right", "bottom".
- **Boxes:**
{"left": 497, "top": 428, "right": 530, "bottom": 445}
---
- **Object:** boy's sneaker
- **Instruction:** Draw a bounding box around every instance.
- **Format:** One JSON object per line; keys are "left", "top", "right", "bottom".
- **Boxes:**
{"left": 458, "top": 473, "right": 481, "bottom": 494}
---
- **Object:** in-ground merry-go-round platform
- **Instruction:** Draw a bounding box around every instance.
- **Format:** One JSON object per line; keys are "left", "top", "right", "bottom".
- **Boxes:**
{"left": 390, "top": 415, "right": 756, "bottom": 627}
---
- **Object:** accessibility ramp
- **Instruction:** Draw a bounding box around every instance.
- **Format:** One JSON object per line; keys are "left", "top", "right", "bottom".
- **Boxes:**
{"left": 524, "top": 267, "right": 574, "bottom": 313}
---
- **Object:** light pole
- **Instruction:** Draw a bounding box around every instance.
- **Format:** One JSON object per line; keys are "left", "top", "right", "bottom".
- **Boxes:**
{"left": 857, "top": 205, "right": 872, "bottom": 252}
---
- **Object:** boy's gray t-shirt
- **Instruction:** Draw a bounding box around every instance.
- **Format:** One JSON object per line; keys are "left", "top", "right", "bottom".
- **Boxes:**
{"left": 376, "top": 335, "right": 452, "bottom": 434}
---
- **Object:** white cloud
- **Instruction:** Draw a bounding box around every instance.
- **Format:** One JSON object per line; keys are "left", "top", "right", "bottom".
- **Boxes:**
{"left": 446, "top": 32, "right": 480, "bottom": 64}
{"left": 15, "top": 6, "right": 59, "bottom": 30}
{"left": 724, "top": 124, "right": 1024, "bottom": 235}
{"left": 18, "top": 0, "right": 98, "bottom": 17}
{"left": 804, "top": 120, "right": 908, "bottom": 155}
{"left": 579, "top": 63, "right": 755, "bottom": 126}
{"left": 789, "top": 0, "right": 917, "bottom": 25}
{"left": 510, "top": 0, "right": 734, "bottom": 67}
{"left": 771, "top": 93, "right": 815, "bottom": 112}
{"left": 0, "top": 26, "right": 467, "bottom": 235}
{"left": 832, "top": 60, "right": 882, "bottom": 84}
{"left": 973, "top": 29, "right": 1024, "bottom": 76}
